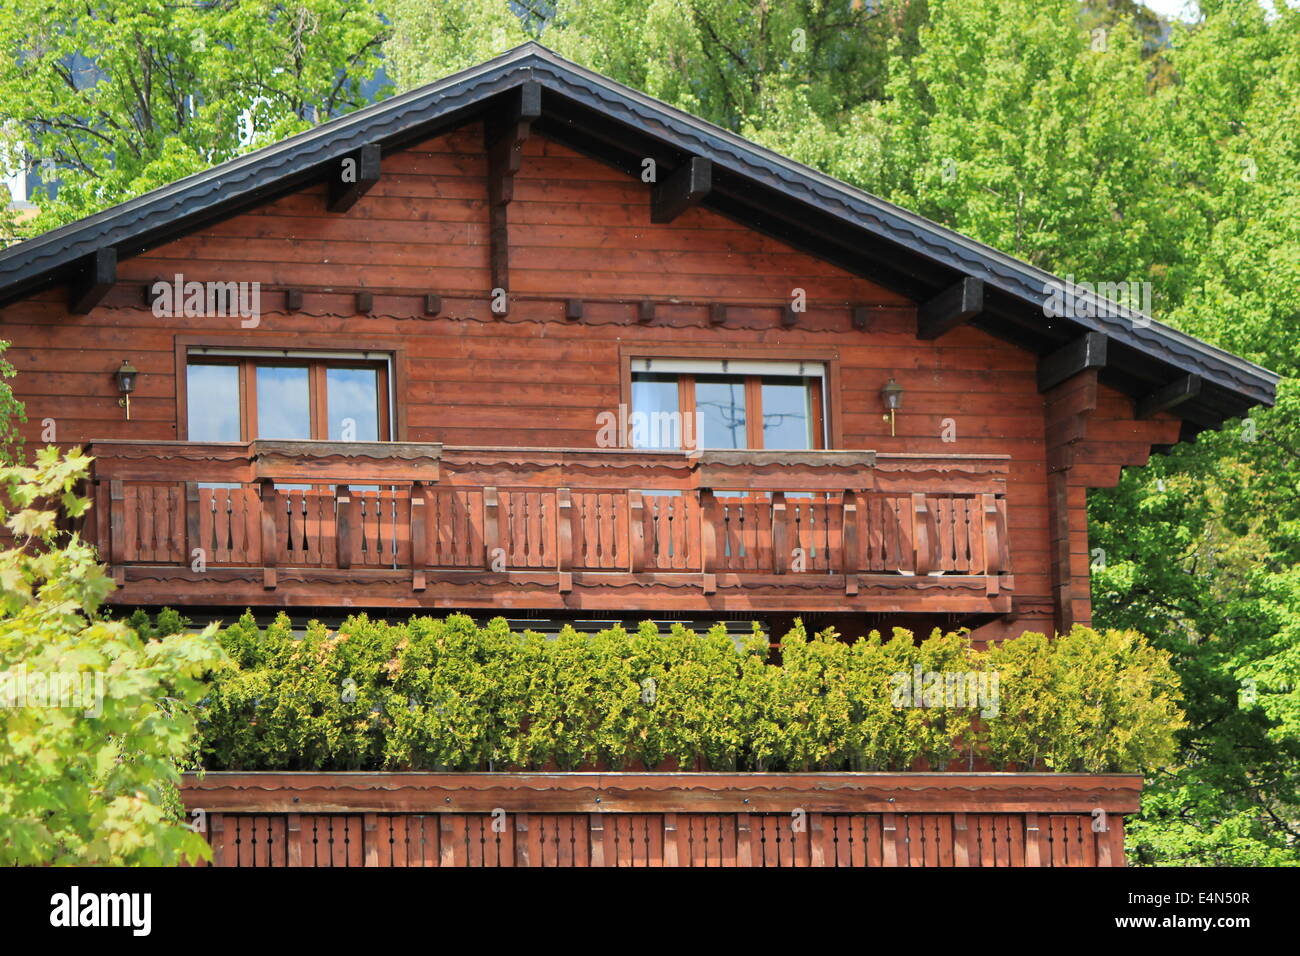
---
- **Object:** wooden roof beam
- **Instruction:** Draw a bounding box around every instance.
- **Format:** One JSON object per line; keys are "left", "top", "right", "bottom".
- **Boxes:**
{"left": 918, "top": 276, "right": 983, "bottom": 340}
{"left": 1037, "top": 332, "right": 1108, "bottom": 392}
{"left": 1137, "top": 373, "right": 1202, "bottom": 419}
{"left": 68, "top": 248, "right": 116, "bottom": 314}
{"left": 652, "top": 156, "right": 712, "bottom": 223}
{"left": 485, "top": 82, "right": 541, "bottom": 294}
{"left": 326, "top": 143, "right": 381, "bottom": 213}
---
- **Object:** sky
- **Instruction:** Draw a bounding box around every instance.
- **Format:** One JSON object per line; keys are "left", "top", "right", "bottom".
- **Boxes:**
{"left": 1143, "top": 0, "right": 1199, "bottom": 19}
{"left": 1144, "top": 0, "right": 1300, "bottom": 19}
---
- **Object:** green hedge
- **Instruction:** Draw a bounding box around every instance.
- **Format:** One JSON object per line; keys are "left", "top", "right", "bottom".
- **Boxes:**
{"left": 130, "top": 610, "right": 1185, "bottom": 774}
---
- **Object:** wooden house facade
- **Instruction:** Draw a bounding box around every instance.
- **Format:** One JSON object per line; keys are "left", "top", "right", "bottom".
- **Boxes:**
{"left": 0, "top": 44, "right": 1278, "bottom": 644}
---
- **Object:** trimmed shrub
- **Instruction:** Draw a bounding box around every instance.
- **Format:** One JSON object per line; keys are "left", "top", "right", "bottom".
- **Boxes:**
{"left": 178, "top": 611, "right": 1183, "bottom": 774}
{"left": 982, "top": 626, "right": 1186, "bottom": 772}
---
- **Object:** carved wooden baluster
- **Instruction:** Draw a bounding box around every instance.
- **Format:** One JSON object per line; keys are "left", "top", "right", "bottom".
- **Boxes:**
{"left": 770, "top": 491, "right": 788, "bottom": 574}
{"left": 259, "top": 479, "right": 278, "bottom": 590}
{"left": 410, "top": 481, "right": 427, "bottom": 591}
{"left": 628, "top": 490, "right": 645, "bottom": 573}
{"left": 184, "top": 482, "right": 200, "bottom": 570}
{"left": 482, "top": 486, "right": 500, "bottom": 571}
{"left": 556, "top": 488, "right": 573, "bottom": 593}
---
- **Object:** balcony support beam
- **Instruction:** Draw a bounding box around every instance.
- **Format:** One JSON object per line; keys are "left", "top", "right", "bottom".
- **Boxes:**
{"left": 1137, "top": 373, "right": 1201, "bottom": 419}
{"left": 327, "top": 144, "right": 380, "bottom": 213}
{"left": 335, "top": 485, "right": 354, "bottom": 570}
{"left": 841, "top": 491, "right": 860, "bottom": 595}
{"left": 68, "top": 248, "right": 116, "bottom": 314}
{"left": 259, "top": 479, "right": 278, "bottom": 589}
{"left": 651, "top": 156, "right": 711, "bottom": 224}
{"left": 917, "top": 276, "right": 983, "bottom": 340}
{"left": 1038, "top": 332, "right": 1107, "bottom": 393}
{"left": 1044, "top": 369, "right": 1098, "bottom": 633}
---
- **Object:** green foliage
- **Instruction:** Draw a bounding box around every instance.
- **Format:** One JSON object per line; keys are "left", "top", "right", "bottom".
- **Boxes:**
{"left": 0, "top": 448, "right": 225, "bottom": 865}
{"left": 0, "top": 0, "right": 392, "bottom": 232}
{"left": 4, "top": 0, "right": 1294, "bottom": 865}
{"left": 192, "top": 612, "right": 1181, "bottom": 775}
{"left": 985, "top": 627, "right": 1185, "bottom": 772}
{"left": 386, "top": 0, "right": 928, "bottom": 132}
{"left": 0, "top": 342, "right": 25, "bottom": 462}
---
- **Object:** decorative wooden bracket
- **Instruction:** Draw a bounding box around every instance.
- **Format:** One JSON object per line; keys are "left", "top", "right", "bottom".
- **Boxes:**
{"left": 68, "top": 248, "right": 116, "bottom": 314}
{"left": 651, "top": 156, "right": 711, "bottom": 223}
{"left": 1038, "top": 332, "right": 1107, "bottom": 393}
{"left": 917, "top": 276, "right": 983, "bottom": 340}
{"left": 327, "top": 143, "right": 380, "bottom": 213}
{"left": 1137, "top": 373, "right": 1201, "bottom": 419}
{"left": 485, "top": 82, "right": 542, "bottom": 293}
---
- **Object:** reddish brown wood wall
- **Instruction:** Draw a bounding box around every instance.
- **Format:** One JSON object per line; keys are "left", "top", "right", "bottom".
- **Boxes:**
{"left": 0, "top": 124, "right": 1182, "bottom": 631}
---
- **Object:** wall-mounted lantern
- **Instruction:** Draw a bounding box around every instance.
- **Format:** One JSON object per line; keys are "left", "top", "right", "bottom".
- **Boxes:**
{"left": 116, "top": 359, "right": 138, "bottom": 421}
{"left": 880, "top": 378, "right": 903, "bottom": 437}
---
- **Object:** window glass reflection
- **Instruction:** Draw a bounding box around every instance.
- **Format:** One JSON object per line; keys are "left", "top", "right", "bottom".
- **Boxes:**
{"left": 255, "top": 365, "right": 311, "bottom": 439}
{"left": 327, "top": 367, "right": 380, "bottom": 441}
{"left": 695, "top": 375, "right": 748, "bottom": 449}
{"left": 187, "top": 364, "right": 240, "bottom": 441}
{"left": 761, "top": 377, "right": 814, "bottom": 449}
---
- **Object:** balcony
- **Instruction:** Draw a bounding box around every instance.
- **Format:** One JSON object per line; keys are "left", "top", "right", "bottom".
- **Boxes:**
{"left": 83, "top": 441, "right": 1013, "bottom": 615}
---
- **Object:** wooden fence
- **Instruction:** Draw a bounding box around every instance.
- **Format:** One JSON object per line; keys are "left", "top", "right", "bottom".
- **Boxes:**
{"left": 182, "top": 772, "right": 1138, "bottom": 867}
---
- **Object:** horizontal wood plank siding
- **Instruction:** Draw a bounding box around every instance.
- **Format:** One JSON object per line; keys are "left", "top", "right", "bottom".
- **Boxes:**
{"left": 0, "top": 125, "right": 1182, "bottom": 626}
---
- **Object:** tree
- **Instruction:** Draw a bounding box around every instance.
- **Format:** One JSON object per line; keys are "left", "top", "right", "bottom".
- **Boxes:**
{"left": 0, "top": 446, "right": 226, "bottom": 865}
{"left": 1089, "top": 0, "right": 1300, "bottom": 865}
{"left": 0, "top": 0, "right": 392, "bottom": 233}
{"left": 385, "top": 0, "right": 928, "bottom": 133}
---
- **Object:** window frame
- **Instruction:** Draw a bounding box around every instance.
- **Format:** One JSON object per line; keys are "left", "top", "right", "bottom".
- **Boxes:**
{"left": 621, "top": 346, "right": 842, "bottom": 450}
{"left": 177, "top": 337, "right": 402, "bottom": 442}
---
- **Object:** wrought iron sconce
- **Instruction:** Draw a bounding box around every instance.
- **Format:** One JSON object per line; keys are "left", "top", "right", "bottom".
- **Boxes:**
{"left": 880, "top": 377, "right": 903, "bottom": 437}
{"left": 116, "top": 359, "right": 138, "bottom": 420}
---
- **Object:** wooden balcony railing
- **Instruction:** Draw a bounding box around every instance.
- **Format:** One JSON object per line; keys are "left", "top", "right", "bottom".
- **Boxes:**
{"left": 83, "top": 441, "right": 1012, "bottom": 613}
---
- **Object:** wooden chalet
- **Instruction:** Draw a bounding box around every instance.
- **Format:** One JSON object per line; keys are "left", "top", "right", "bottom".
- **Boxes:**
{"left": 0, "top": 43, "right": 1278, "bottom": 643}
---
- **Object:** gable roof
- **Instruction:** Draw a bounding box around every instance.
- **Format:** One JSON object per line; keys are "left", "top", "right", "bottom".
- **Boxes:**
{"left": 0, "top": 42, "right": 1277, "bottom": 431}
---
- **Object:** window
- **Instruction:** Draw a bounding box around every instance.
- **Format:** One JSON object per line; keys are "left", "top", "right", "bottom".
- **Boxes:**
{"left": 629, "top": 359, "right": 826, "bottom": 450}
{"left": 186, "top": 352, "right": 390, "bottom": 441}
